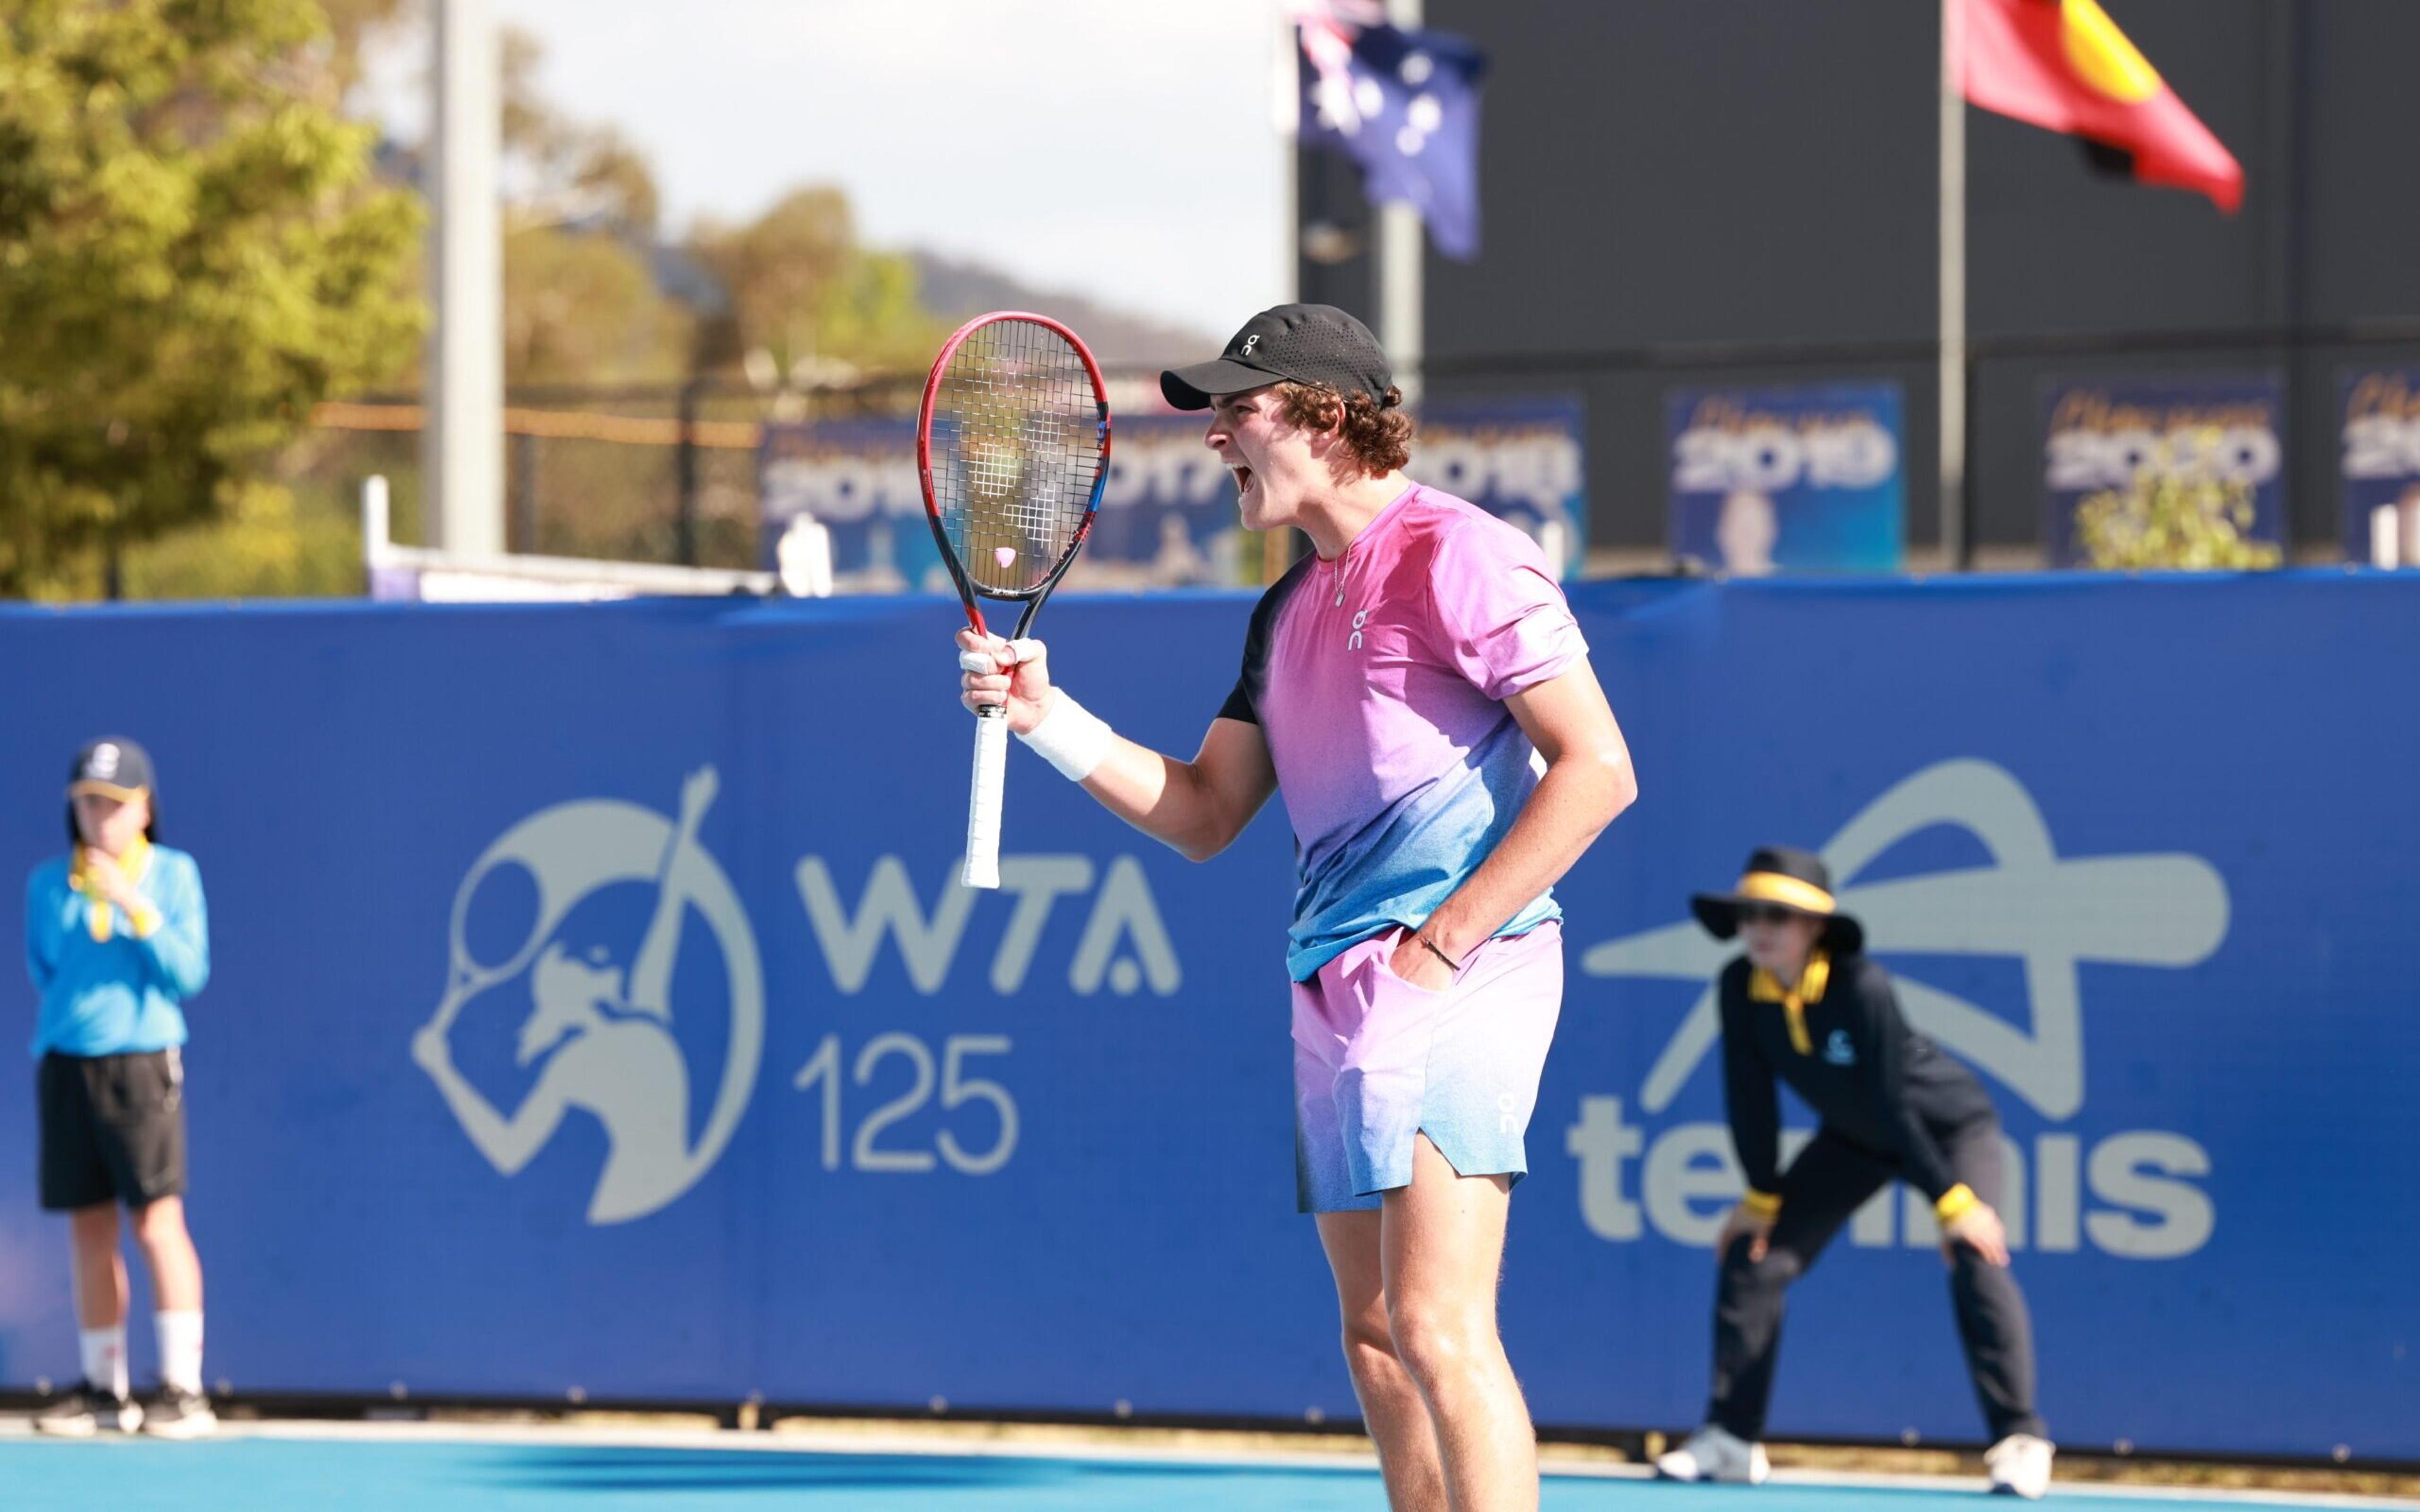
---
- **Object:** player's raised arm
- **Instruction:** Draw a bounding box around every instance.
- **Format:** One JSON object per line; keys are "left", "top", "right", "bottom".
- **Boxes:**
{"left": 955, "top": 630, "right": 1277, "bottom": 862}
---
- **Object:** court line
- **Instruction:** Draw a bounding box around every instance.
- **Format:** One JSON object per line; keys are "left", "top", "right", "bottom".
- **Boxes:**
{"left": 5, "top": 1415, "right": 2413, "bottom": 1509}
{"left": 216, "top": 1420, "right": 2420, "bottom": 1507}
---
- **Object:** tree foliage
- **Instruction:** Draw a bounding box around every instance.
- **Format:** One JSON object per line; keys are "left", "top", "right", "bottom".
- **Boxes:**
{"left": 498, "top": 24, "right": 659, "bottom": 235}
{"left": 504, "top": 224, "right": 689, "bottom": 387}
{"left": 493, "top": 23, "right": 691, "bottom": 390}
{"left": 0, "top": 0, "right": 423, "bottom": 597}
{"left": 689, "top": 187, "right": 945, "bottom": 384}
{"left": 6, "top": 6, "right": 959, "bottom": 599}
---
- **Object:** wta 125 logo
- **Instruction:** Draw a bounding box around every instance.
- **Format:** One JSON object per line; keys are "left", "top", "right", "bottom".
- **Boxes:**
{"left": 1567, "top": 759, "right": 2228, "bottom": 1262}
{"left": 415, "top": 767, "right": 1178, "bottom": 1223}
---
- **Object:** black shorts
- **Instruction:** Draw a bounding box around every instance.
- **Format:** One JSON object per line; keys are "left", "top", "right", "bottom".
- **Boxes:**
{"left": 38, "top": 1049, "right": 188, "bottom": 1211}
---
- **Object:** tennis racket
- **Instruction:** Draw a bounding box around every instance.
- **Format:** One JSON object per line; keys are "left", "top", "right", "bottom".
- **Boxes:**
{"left": 917, "top": 311, "right": 1110, "bottom": 890}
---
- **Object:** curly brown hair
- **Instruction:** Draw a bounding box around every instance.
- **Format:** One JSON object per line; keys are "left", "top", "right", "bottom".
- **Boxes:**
{"left": 1275, "top": 381, "right": 1415, "bottom": 476}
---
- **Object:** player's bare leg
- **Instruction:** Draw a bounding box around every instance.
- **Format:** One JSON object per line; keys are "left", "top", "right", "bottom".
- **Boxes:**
{"left": 68, "top": 1202, "right": 128, "bottom": 1329}
{"left": 1318, "top": 1211, "right": 1447, "bottom": 1511}
{"left": 132, "top": 1196, "right": 203, "bottom": 1312}
{"left": 33, "top": 1202, "right": 140, "bottom": 1435}
{"left": 1382, "top": 1135, "right": 1536, "bottom": 1512}
{"left": 131, "top": 1196, "right": 214, "bottom": 1433}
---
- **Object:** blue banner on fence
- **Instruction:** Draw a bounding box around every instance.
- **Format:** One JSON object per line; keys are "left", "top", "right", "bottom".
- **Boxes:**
{"left": 2041, "top": 373, "right": 2286, "bottom": 568}
{"left": 3, "top": 576, "right": 2415, "bottom": 1458}
{"left": 2337, "top": 365, "right": 2420, "bottom": 565}
{"left": 1407, "top": 398, "right": 1587, "bottom": 578}
{"left": 1666, "top": 382, "right": 1904, "bottom": 574}
{"left": 758, "top": 399, "right": 1588, "bottom": 589}
{"left": 756, "top": 417, "right": 948, "bottom": 592}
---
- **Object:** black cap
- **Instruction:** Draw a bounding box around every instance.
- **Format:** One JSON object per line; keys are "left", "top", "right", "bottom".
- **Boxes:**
{"left": 1160, "top": 304, "right": 1395, "bottom": 411}
{"left": 69, "top": 736, "right": 156, "bottom": 801}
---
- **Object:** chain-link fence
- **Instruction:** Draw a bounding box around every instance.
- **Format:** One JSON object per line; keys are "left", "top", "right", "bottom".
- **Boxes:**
{"left": 115, "top": 322, "right": 2420, "bottom": 602}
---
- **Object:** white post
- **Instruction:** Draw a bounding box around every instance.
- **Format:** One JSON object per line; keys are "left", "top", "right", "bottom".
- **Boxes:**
{"left": 425, "top": 0, "right": 505, "bottom": 556}
{"left": 362, "top": 474, "right": 392, "bottom": 564}
{"left": 1377, "top": 0, "right": 1422, "bottom": 403}
{"left": 1939, "top": 0, "right": 1968, "bottom": 571}
{"left": 1272, "top": 0, "right": 1300, "bottom": 306}
{"left": 776, "top": 515, "right": 834, "bottom": 598}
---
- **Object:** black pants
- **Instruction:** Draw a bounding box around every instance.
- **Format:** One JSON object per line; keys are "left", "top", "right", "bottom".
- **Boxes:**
{"left": 1707, "top": 1118, "right": 2044, "bottom": 1442}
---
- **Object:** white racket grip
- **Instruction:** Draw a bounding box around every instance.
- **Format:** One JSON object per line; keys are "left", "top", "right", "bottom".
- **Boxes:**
{"left": 963, "top": 707, "right": 1010, "bottom": 889}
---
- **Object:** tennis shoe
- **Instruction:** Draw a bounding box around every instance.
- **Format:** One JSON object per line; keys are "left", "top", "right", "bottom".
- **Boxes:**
{"left": 1655, "top": 1423, "right": 1770, "bottom": 1484}
{"left": 141, "top": 1386, "right": 218, "bottom": 1439}
{"left": 1985, "top": 1433, "right": 2054, "bottom": 1498}
{"left": 32, "top": 1380, "right": 143, "bottom": 1436}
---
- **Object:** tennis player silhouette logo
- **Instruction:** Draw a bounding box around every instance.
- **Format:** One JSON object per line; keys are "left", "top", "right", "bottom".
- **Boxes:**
{"left": 1581, "top": 758, "right": 2229, "bottom": 1120}
{"left": 413, "top": 767, "right": 764, "bottom": 1223}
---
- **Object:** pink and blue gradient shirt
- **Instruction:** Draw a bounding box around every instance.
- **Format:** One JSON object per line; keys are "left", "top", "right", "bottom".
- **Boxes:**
{"left": 1218, "top": 484, "right": 1589, "bottom": 980}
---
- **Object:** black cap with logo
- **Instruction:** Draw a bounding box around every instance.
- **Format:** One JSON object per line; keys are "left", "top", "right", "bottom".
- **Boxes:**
{"left": 1160, "top": 304, "right": 1397, "bottom": 412}
{"left": 69, "top": 736, "right": 156, "bottom": 801}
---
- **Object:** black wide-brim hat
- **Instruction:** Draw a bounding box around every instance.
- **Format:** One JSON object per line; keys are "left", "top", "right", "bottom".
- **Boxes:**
{"left": 1691, "top": 845, "right": 1864, "bottom": 954}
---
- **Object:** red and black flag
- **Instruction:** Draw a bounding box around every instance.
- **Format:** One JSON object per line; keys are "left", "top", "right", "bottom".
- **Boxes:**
{"left": 1960, "top": 0, "right": 2244, "bottom": 212}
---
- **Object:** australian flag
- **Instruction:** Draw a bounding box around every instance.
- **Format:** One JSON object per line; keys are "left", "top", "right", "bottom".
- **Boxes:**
{"left": 1298, "top": 11, "right": 1489, "bottom": 261}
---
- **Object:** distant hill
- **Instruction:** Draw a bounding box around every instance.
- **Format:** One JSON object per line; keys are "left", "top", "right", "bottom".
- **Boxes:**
{"left": 908, "top": 251, "right": 1219, "bottom": 372}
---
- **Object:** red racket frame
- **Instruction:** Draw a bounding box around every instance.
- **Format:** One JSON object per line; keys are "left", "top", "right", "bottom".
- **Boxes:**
{"left": 914, "top": 311, "right": 1112, "bottom": 641}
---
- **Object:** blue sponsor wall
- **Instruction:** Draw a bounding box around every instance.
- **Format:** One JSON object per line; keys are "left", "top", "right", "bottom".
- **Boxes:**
{"left": 1, "top": 575, "right": 2413, "bottom": 1459}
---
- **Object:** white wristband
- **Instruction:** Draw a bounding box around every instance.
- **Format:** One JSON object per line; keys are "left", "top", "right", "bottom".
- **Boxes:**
{"left": 1017, "top": 691, "right": 1114, "bottom": 781}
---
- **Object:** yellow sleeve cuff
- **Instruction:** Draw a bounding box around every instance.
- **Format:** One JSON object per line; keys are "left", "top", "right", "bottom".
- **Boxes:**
{"left": 1934, "top": 1183, "right": 1979, "bottom": 1224}
{"left": 1741, "top": 1189, "right": 1783, "bottom": 1220}
{"left": 129, "top": 906, "right": 164, "bottom": 939}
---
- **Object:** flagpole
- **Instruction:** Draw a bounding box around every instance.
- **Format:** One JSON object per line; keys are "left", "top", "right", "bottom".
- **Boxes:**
{"left": 1939, "top": 0, "right": 1968, "bottom": 571}
{"left": 1378, "top": 0, "right": 1422, "bottom": 404}
{"left": 1274, "top": 0, "right": 1300, "bottom": 305}
{"left": 1269, "top": 0, "right": 1305, "bottom": 585}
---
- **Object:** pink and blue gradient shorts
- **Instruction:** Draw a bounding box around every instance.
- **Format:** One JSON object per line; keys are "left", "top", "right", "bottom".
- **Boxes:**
{"left": 1291, "top": 920, "right": 1564, "bottom": 1213}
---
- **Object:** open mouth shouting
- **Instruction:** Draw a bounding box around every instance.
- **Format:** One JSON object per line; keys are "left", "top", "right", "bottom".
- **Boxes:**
{"left": 1228, "top": 462, "right": 1257, "bottom": 505}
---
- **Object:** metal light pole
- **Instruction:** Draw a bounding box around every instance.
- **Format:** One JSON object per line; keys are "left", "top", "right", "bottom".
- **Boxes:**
{"left": 424, "top": 0, "right": 505, "bottom": 555}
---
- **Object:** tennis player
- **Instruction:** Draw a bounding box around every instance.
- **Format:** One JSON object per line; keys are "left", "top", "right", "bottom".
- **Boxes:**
{"left": 1654, "top": 847, "right": 2053, "bottom": 1499}
{"left": 23, "top": 738, "right": 216, "bottom": 1438}
{"left": 956, "top": 304, "right": 1635, "bottom": 1511}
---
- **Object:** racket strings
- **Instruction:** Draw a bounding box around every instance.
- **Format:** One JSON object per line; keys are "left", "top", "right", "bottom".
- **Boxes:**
{"left": 933, "top": 319, "right": 1103, "bottom": 596}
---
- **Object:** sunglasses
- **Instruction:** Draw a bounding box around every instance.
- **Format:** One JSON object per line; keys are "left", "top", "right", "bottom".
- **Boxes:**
{"left": 1735, "top": 903, "right": 1807, "bottom": 927}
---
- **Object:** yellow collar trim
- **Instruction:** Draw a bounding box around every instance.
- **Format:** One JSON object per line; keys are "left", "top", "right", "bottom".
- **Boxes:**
{"left": 1749, "top": 949, "right": 1831, "bottom": 1055}
{"left": 72, "top": 835, "right": 153, "bottom": 885}
{"left": 69, "top": 837, "right": 153, "bottom": 942}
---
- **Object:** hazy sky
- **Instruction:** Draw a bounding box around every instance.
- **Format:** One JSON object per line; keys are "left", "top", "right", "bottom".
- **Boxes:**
{"left": 368, "top": 0, "right": 1292, "bottom": 338}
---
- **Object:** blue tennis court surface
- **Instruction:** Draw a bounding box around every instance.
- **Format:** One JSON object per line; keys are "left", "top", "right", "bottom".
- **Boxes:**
{"left": 1, "top": 1426, "right": 2411, "bottom": 1511}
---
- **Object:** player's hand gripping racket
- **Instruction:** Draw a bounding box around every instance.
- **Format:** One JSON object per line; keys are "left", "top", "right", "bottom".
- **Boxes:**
{"left": 918, "top": 312, "right": 1110, "bottom": 890}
